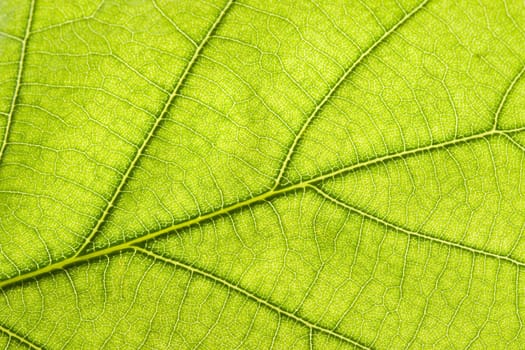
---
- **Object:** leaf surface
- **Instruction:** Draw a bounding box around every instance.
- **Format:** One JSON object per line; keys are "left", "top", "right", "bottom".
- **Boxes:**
{"left": 1, "top": 0, "right": 525, "bottom": 349}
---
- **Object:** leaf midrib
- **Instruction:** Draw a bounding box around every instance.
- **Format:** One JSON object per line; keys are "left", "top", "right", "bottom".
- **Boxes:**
{"left": 57, "top": 0, "right": 430, "bottom": 268}
{"left": 1, "top": 126, "right": 524, "bottom": 291}
{"left": 2, "top": 0, "right": 524, "bottom": 299}
{"left": 0, "top": 0, "right": 431, "bottom": 295}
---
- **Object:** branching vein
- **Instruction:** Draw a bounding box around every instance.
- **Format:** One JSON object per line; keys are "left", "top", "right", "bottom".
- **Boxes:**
{"left": 73, "top": 0, "right": 236, "bottom": 257}
{"left": 132, "top": 246, "right": 372, "bottom": 350}
{"left": 272, "top": 0, "right": 430, "bottom": 188}
{"left": 0, "top": 0, "right": 35, "bottom": 164}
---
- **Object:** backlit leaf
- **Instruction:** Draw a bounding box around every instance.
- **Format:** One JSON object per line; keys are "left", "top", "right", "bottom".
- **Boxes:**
{"left": 1, "top": 0, "right": 525, "bottom": 348}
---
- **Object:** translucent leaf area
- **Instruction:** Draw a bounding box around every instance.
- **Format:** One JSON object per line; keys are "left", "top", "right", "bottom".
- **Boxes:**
{"left": 1, "top": 0, "right": 525, "bottom": 349}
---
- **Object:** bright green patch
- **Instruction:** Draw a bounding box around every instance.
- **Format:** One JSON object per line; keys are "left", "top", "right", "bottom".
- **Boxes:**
{"left": 1, "top": 0, "right": 525, "bottom": 348}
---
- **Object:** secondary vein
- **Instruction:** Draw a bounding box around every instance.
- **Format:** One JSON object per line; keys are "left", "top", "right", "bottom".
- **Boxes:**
{"left": 272, "top": 0, "right": 430, "bottom": 189}
{"left": 493, "top": 63, "right": 525, "bottom": 130}
{"left": 309, "top": 184, "right": 525, "bottom": 268}
{"left": 73, "top": 0, "right": 236, "bottom": 257}
{"left": 0, "top": 0, "right": 35, "bottom": 164}
{"left": 133, "top": 246, "right": 372, "bottom": 350}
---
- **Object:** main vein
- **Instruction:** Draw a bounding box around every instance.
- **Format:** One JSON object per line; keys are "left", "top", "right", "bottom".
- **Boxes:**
{"left": 73, "top": 0, "right": 236, "bottom": 257}
{"left": 2, "top": 0, "right": 525, "bottom": 293}
{"left": 1, "top": 127, "right": 523, "bottom": 290}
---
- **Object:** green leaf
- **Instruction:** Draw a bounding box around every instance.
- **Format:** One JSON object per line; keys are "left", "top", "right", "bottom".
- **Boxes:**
{"left": 1, "top": 0, "right": 525, "bottom": 348}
